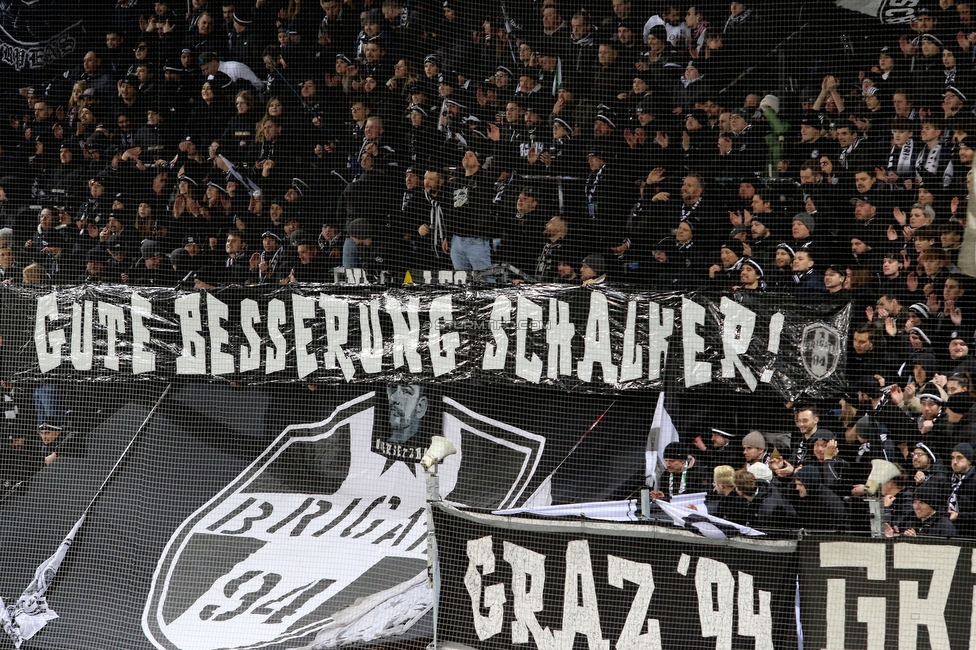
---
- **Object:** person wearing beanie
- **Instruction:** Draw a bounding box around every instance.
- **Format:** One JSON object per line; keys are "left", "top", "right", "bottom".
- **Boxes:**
{"left": 654, "top": 220, "right": 708, "bottom": 291}
{"left": 948, "top": 443, "right": 976, "bottom": 536}
{"left": 717, "top": 109, "right": 767, "bottom": 177}
{"left": 747, "top": 462, "right": 773, "bottom": 483}
{"left": 746, "top": 209, "right": 779, "bottom": 269}
{"left": 947, "top": 334, "right": 976, "bottom": 377}
{"left": 876, "top": 377, "right": 951, "bottom": 460}
{"left": 741, "top": 430, "right": 769, "bottom": 466}
{"left": 791, "top": 212, "right": 815, "bottom": 247}
{"left": 907, "top": 302, "right": 931, "bottom": 323}
{"left": 708, "top": 240, "right": 744, "bottom": 290}
{"left": 127, "top": 240, "right": 180, "bottom": 286}
{"left": 945, "top": 392, "right": 976, "bottom": 445}
{"left": 907, "top": 326, "right": 933, "bottom": 351}
{"left": 766, "top": 242, "right": 795, "bottom": 291}
{"left": 579, "top": 253, "right": 608, "bottom": 286}
{"left": 915, "top": 383, "right": 951, "bottom": 454}
{"left": 821, "top": 260, "right": 849, "bottom": 305}
{"left": 793, "top": 465, "right": 850, "bottom": 531}
{"left": 907, "top": 351, "right": 939, "bottom": 389}
{"left": 735, "top": 257, "right": 766, "bottom": 291}
{"left": 804, "top": 429, "right": 850, "bottom": 495}
{"left": 910, "top": 441, "right": 949, "bottom": 488}
{"left": 650, "top": 441, "right": 710, "bottom": 500}
{"left": 888, "top": 477, "right": 956, "bottom": 537}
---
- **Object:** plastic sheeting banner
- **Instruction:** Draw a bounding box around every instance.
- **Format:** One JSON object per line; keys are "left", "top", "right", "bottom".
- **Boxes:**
{"left": 0, "top": 384, "right": 646, "bottom": 650}
{"left": 432, "top": 504, "right": 799, "bottom": 650}
{"left": 5, "top": 284, "right": 851, "bottom": 399}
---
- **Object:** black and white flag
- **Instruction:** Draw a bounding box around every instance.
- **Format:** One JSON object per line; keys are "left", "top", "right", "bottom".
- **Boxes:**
{"left": 0, "top": 514, "right": 86, "bottom": 648}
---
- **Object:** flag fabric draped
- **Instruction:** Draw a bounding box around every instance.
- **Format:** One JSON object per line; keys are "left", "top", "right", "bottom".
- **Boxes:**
{"left": 0, "top": 514, "right": 86, "bottom": 648}
{"left": 645, "top": 392, "right": 679, "bottom": 491}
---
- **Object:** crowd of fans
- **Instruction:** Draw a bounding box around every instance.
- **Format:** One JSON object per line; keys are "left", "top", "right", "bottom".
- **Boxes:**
{"left": 4, "top": 0, "right": 976, "bottom": 534}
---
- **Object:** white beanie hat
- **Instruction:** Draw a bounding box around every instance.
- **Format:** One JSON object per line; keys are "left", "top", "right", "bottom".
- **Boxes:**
{"left": 747, "top": 462, "right": 773, "bottom": 483}
{"left": 760, "top": 94, "right": 780, "bottom": 114}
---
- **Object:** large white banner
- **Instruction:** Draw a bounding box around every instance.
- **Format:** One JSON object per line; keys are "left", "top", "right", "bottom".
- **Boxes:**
{"left": 142, "top": 391, "right": 545, "bottom": 649}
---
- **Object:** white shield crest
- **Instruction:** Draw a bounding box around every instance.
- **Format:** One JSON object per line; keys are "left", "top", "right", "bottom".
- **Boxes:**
{"left": 800, "top": 323, "right": 842, "bottom": 380}
{"left": 142, "top": 392, "right": 544, "bottom": 650}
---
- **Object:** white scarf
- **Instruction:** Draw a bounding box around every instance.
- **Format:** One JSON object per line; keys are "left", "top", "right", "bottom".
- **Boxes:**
{"left": 425, "top": 191, "right": 445, "bottom": 254}
{"left": 917, "top": 142, "right": 944, "bottom": 175}
{"left": 668, "top": 465, "right": 688, "bottom": 497}
{"left": 259, "top": 247, "right": 283, "bottom": 282}
{"left": 584, "top": 163, "right": 606, "bottom": 207}
{"left": 889, "top": 139, "right": 915, "bottom": 177}
{"left": 916, "top": 143, "right": 955, "bottom": 186}
{"left": 839, "top": 137, "right": 863, "bottom": 169}
{"left": 950, "top": 470, "right": 969, "bottom": 511}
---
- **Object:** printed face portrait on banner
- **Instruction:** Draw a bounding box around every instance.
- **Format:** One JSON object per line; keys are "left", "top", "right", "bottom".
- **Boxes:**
{"left": 386, "top": 384, "right": 428, "bottom": 444}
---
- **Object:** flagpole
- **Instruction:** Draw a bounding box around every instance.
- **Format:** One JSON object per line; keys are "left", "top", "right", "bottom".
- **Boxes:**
{"left": 80, "top": 383, "right": 171, "bottom": 517}
{"left": 0, "top": 384, "right": 172, "bottom": 508}
{"left": 543, "top": 401, "right": 615, "bottom": 479}
{"left": 0, "top": 384, "right": 172, "bottom": 648}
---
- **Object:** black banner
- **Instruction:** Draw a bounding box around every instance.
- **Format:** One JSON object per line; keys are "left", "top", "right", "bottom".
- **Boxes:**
{"left": 0, "top": 20, "right": 83, "bottom": 71}
{"left": 0, "top": 384, "right": 648, "bottom": 650}
{"left": 5, "top": 284, "right": 851, "bottom": 398}
{"left": 798, "top": 536, "right": 976, "bottom": 650}
{"left": 432, "top": 504, "right": 798, "bottom": 650}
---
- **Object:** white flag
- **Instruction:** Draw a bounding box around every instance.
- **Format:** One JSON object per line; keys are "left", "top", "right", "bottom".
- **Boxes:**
{"left": 645, "top": 392, "right": 679, "bottom": 491}
{"left": 654, "top": 499, "right": 765, "bottom": 539}
{"left": 0, "top": 514, "right": 86, "bottom": 648}
{"left": 957, "top": 156, "right": 976, "bottom": 277}
{"left": 520, "top": 474, "right": 553, "bottom": 509}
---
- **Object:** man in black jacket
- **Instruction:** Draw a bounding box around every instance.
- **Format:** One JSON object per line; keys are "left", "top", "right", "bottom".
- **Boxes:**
{"left": 693, "top": 427, "right": 740, "bottom": 473}
{"left": 948, "top": 443, "right": 976, "bottom": 537}
{"left": 793, "top": 465, "right": 850, "bottom": 531}
{"left": 650, "top": 441, "right": 710, "bottom": 501}
{"left": 772, "top": 404, "right": 836, "bottom": 478}
{"left": 730, "top": 467, "right": 798, "bottom": 534}
{"left": 581, "top": 147, "right": 633, "bottom": 252}
{"left": 195, "top": 231, "right": 252, "bottom": 286}
{"left": 945, "top": 393, "right": 976, "bottom": 446}
{"left": 888, "top": 477, "right": 956, "bottom": 537}
{"left": 444, "top": 150, "right": 495, "bottom": 273}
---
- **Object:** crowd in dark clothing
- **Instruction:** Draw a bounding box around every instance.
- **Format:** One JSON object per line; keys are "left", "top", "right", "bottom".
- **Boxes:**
{"left": 4, "top": 0, "right": 976, "bottom": 534}
{"left": 657, "top": 399, "right": 976, "bottom": 538}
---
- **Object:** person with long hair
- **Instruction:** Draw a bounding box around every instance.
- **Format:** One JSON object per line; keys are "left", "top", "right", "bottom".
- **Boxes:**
{"left": 387, "top": 59, "right": 420, "bottom": 103}
{"left": 73, "top": 107, "right": 97, "bottom": 141}
{"left": 187, "top": 80, "right": 229, "bottom": 145}
{"left": 221, "top": 90, "right": 256, "bottom": 164}
{"left": 65, "top": 81, "right": 89, "bottom": 129}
